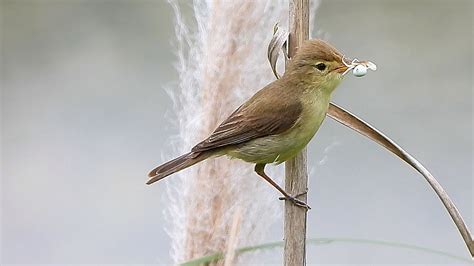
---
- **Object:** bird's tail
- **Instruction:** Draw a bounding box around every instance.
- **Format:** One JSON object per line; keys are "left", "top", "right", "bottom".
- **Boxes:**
{"left": 146, "top": 152, "right": 211, "bottom": 185}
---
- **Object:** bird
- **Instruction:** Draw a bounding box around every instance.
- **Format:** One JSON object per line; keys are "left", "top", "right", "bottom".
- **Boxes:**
{"left": 147, "top": 39, "right": 359, "bottom": 209}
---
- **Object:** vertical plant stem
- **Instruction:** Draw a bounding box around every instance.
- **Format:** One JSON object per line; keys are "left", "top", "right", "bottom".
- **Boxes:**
{"left": 224, "top": 207, "right": 243, "bottom": 266}
{"left": 284, "top": 0, "right": 310, "bottom": 265}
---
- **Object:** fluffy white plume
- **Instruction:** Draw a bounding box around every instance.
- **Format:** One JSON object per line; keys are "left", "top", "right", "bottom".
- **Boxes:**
{"left": 163, "top": 0, "right": 318, "bottom": 264}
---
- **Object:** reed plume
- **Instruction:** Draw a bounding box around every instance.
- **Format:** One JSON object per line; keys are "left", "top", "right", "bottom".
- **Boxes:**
{"left": 163, "top": 0, "right": 318, "bottom": 264}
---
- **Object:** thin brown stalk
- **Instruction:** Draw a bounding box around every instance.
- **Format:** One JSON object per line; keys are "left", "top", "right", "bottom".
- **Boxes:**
{"left": 284, "top": 0, "right": 310, "bottom": 265}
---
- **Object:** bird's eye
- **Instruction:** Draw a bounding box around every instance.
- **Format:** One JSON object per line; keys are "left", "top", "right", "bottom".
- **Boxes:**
{"left": 314, "top": 63, "right": 326, "bottom": 71}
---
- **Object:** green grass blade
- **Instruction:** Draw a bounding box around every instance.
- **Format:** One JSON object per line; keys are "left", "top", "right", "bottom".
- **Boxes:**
{"left": 180, "top": 237, "right": 472, "bottom": 265}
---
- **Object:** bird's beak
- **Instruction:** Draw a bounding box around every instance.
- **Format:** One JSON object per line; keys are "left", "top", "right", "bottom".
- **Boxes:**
{"left": 333, "top": 56, "right": 351, "bottom": 75}
{"left": 334, "top": 64, "right": 349, "bottom": 75}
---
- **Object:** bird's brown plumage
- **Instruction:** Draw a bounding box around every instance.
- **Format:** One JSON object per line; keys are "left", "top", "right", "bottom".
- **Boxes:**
{"left": 192, "top": 80, "right": 303, "bottom": 153}
{"left": 287, "top": 39, "right": 343, "bottom": 71}
{"left": 191, "top": 40, "right": 344, "bottom": 156}
{"left": 147, "top": 39, "right": 349, "bottom": 193}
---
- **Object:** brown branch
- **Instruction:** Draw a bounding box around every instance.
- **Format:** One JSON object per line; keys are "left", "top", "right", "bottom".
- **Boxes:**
{"left": 284, "top": 0, "right": 310, "bottom": 265}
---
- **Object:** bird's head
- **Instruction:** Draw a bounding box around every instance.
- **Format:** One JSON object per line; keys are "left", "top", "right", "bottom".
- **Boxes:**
{"left": 285, "top": 39, "right": 352, "bottom": 93}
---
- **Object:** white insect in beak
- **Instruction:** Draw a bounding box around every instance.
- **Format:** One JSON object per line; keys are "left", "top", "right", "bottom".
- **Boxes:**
{"left": 341, "top": 56, "right": 377, "bottom": 77}
{"left": 352, "top": 64, "right": 368, "bottom": 77}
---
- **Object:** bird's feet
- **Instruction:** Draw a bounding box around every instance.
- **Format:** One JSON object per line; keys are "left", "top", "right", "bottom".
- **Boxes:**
{"left": 279, "top": 190, "right": 311, "bottom": 210}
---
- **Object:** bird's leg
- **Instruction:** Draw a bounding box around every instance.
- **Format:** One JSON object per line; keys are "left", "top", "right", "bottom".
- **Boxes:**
{"left": 254, "top": 164, "right": 311, "bottom": 210}
{"left": 278, "top": 190, "right": 311, "bottom": 210}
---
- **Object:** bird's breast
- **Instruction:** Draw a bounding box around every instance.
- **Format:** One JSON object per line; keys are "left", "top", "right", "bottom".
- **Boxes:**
{"left": 287, "top": 93, "right": 330, "bottom": 147}
{"left": 226, "top": 91, "right": 330, "bottom": 165}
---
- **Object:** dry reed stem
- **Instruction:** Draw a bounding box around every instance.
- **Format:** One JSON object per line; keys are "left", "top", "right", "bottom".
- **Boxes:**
{"left": 284, "top": 1, "right": 310, "bottom": 265}
{"left": 223, "top": 207, "right": 243, "bottom": 266}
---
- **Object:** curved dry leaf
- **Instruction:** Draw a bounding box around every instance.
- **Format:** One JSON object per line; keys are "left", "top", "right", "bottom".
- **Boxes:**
{"left": 267, "top": 23, "right": 289, "bottom": 79}
{"left": 327, "top": 103, "right": 474, "bottom": 258}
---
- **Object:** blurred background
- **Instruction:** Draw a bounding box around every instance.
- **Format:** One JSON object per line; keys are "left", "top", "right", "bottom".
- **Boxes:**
{"left": 1, "top": 0, "right": 472, "bottom": 265}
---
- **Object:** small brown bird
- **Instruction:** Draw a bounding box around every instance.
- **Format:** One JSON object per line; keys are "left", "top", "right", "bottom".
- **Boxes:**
{"left": 147, "top": 39, "right": 364, "bottom": 208}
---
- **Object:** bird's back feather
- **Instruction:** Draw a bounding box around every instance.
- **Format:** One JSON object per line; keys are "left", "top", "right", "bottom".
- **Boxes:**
{"left": 192, "top": 80, "right": 303, "bottom": 153}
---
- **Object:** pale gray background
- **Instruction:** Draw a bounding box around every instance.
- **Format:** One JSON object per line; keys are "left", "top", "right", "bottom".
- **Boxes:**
{"left": 1, "top": 0, "right": 472, "bottom": 265}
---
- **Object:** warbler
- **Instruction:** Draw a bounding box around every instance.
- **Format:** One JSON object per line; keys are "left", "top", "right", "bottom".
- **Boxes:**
{"left": 147, "top": 39, "right": 364, "bottom": 208}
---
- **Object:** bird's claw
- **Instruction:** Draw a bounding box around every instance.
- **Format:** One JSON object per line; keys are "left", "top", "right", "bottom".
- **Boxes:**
{"left": 279, "top": 192, "right": 311, "bottom": 210}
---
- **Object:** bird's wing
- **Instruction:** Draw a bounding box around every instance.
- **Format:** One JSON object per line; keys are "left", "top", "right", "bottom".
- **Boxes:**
{"left": 192, "top": 95, "right": 302, "bottom": 153}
